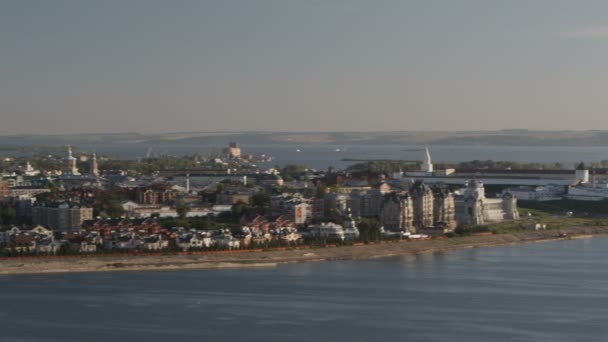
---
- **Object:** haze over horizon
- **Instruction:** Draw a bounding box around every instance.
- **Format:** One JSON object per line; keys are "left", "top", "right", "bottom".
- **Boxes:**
{"left": 3, "top": 0, "right": 608, "bottom": 135}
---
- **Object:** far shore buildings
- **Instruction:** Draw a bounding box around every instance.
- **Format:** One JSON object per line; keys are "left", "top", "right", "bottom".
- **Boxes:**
{"left": 500, "top": 163, "right": 608, "bottom": 202}
{"left": 394, "top": 147, "right": 608, "bottom": 188}
{"left": 224, "top": 142, "right": 242, "bottom": 158}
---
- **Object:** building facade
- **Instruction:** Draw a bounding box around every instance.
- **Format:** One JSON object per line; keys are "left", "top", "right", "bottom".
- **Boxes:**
{"left": 32, "top": 203, "right": 93, "bottom": 231}
{"left": 380, "top": 192, "right": 414, "bottom": 233}
{"left": 456, "top": 180, "right": 519, "bottom": 225}
{"left": 135, "top": 185, "right": 178, "bottom": 205}
{"left": 433, "top": 188, "right": 457, "bottom": 230}
{"left": 0, "top": 181, "right": 8, "bottom": 197}
{"left": 410, "top": 181, "right": 434, "bottom": 229}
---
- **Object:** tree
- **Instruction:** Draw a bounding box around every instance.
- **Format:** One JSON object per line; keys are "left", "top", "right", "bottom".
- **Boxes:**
{"left": 0, "top": 205, "right": 16, "bottom": 225}
{"left": 252, "top": 191, "right": 271, "bottom": 212}
{"left": 231, "top": 202, "right": 248, "bottom": 221}
{"left": 325, "top": 209, "right": 344, "bottom": 225}
{"left": 358, "top": 218, "right": 382, "bottom": 242}
{"left": 315, "top": 184, "right": 328, "bottom": 199}
{"left": 48, "top": 181, "right": 59, "bottom": 193}
{"left": 176, "top": 202, "right": 190, "bottom": 220}
{"left": 105, "top": 200, "right": 125, "bottom": 218}
{"left": 281, "top": 164, "right": 307, "bottom": 174}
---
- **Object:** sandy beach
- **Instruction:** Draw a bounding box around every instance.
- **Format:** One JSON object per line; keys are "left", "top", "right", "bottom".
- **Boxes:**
{"left": 2, "top": 226, "right": 607, "bottom": 276}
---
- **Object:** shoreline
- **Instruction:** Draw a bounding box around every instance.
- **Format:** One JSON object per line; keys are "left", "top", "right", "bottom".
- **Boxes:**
{"left": 2, "top": 226, "right": 608, "bottom": 276}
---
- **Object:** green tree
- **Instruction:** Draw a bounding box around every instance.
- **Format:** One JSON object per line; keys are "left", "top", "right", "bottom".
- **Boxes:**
{"left": 48, "top": 181, "right": 59, "bottom": 193}
{"left": 0, "top": 206, "right": 16, "bottom": 225}
{"left": 252, "top": 191, "right": 271, "bottom": 212}
{"left": 176, "top": 202, "right": 190, "bottom": 220}
{"left": 325, "top": 209, "right": 344, "bottom": 225}
{"left": 358, "top": 217, "right": 382, "bottom": 242}
{"left": 105, "top": 200, "right": 125, "bottom": 218}
{"left": 231, "top": 202, "right": 248, "bottom": 221}
{"left": 281, "top": 164, "right": 307, "bottom": 174}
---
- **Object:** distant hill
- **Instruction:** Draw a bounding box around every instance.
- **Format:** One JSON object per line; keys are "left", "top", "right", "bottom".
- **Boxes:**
{"left": 2, "top": 130, "right": 608, "bottom": 147}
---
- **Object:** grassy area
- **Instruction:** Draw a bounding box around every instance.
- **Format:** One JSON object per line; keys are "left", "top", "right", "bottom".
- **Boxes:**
{"left": 518, "top": 199, "right": 608, "bottom": 217}
{"left": 459, "top": 205, "right": 608, "bottom": 236}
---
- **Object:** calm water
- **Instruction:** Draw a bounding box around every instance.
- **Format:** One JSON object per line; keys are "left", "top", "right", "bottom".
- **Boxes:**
{"left": 1, "top": 238, "right": 608, "bottom": 341}
{"left": 2, "top": 143, "right": 608, "bottom": 169}
{"left": 66, "top": 143, "right": 608, "bottom": 169}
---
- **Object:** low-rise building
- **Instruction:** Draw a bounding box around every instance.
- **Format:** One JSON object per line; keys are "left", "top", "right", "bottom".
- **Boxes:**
{"left": 502, "top": 185, "right": 565, "bottom": 201}
{"left": 307, "top": 221, "right": 359, "bottom": 241}
{"left": 8, "top": 186, "right": 50, "bottom": 201}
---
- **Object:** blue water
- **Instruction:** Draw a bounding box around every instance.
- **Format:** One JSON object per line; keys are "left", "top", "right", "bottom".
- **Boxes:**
{"left": 1, "top": 237, "right": 608, "bottom": 341}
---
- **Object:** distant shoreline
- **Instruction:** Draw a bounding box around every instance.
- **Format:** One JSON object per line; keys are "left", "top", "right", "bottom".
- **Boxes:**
{"left": 4, "top": 130, "right": 608, "bottom": 147}
{"left": 2, "top": 226, "right": 607, "bottom": 276}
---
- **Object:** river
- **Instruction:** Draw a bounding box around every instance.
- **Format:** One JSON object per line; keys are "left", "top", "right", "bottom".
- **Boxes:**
{"left": 25, "top": 143, "right": 608, "bottom": 170}
{"left": 1, "top": 237, "right": 607, "bottom": 341}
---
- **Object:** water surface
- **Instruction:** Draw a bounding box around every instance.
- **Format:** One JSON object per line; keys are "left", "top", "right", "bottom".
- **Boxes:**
{"left": 1, "top": 238, "right": 607, "bottom": 341}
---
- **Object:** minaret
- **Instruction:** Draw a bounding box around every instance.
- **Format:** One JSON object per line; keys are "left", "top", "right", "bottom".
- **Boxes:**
{"left": 67, "top": 145, "right": 80, "bottom": 175}
{"left": 421, "top": 146, "right": 434, "bottom": 173}
{"left": 186, "top": 173, "right": 191, "bottom": 193}
{"left": 92, "top": 152, "right": 99, "bottom": 177}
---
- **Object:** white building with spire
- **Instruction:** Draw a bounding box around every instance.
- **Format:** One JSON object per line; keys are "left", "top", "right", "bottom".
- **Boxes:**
{"left": 421, "top": 146, "right": 433, "bottom": 173}
{"left": 404, "top": 146, "right": 436, "bottom": 177}
{"left": 91, "top": 152, "right": 99, "bottom": 177}
{"left": 65, "top": 145, "right": 80, "bottom": 175}
{"left": 24, "top": 161, "right": 40, "bottom": 176}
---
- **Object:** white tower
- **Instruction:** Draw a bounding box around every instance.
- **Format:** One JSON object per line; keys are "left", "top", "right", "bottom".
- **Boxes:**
{"left": 66, "top": 145, "right": 80, "bottom": 175}
{"left": 420, "top": 146, "right": 434, "bottom": 173}
{"left": 574, "top": 162, "right": 589, "bottom": 184}
{"left": 91, "top": 152, "right": 99, "bottom": 177}
{"left": 186, "top": 173, "right": 191, "bottom": 193}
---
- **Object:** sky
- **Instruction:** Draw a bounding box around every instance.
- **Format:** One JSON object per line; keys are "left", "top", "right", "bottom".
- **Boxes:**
{"left": 2, "top": 0, "right": 608, "bottom": 134}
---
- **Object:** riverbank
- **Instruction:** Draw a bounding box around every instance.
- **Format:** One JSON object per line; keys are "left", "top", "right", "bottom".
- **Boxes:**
{"left": 2, "top": 226, "right": 608, "bottom": 275}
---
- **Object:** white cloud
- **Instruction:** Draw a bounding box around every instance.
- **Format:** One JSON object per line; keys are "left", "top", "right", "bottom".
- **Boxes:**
{"left": 566, "top": 26, "right": 608, "bottom": 38}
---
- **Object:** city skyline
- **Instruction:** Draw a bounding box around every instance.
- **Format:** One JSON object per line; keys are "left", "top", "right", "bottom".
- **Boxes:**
{"left": 3, "top": 0, "right": 608, "bottom": 134}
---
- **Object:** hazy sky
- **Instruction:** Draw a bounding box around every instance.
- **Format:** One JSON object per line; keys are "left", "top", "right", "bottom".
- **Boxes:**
{"left": 2, "top": 0, "right": 608, "bottom": 134}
